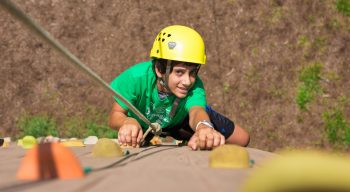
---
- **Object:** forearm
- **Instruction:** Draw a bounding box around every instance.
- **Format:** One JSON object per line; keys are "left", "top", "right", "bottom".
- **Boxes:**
{"left": 109, "top": 102, "right": 141, "bottom": 131}
{"left": 108, "top": 110, "right": 126, "bottom": 130}
{"left": 189, "top": 106, "right": 211, "bottom": 131}
{"left": 188, "top": 106, "right": 225, "bottom": 150}
{"left": 108, "top": 109, "right": 139, "bottom": 131}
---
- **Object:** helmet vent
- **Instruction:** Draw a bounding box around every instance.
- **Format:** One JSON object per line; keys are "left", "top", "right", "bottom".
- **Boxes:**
{"left": 167, "top": 34, "right": 171, "bottom": 37}
{"left": 156, "top": 50, "right": 159, "bottom": 53}
{"left": 162, "top": 38, "right": 165, "bottom": 42}
{"left": 163, "top": 32, "right": 166, "bottom": 36}
{"left": 158, "top": 37, "right": 161, "bottom": 41}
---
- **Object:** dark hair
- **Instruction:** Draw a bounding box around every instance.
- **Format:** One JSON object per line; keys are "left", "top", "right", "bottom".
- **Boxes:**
{"left": 153, "top": 59, "right": 169, "bottom": 74}
{"left": 152, "top": 59, "right": 200, "bottom": 74}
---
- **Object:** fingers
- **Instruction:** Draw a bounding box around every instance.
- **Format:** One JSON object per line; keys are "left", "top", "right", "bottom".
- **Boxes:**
{"left": 131, "top": 126, "right": 139, "bottom": 147}
{"left": 220, "top": 134, "right": 225, "bottom": 145}
{"left": 188, "top": 135, "right": 198, "bottom": 150}
{"left": 192, "top": 128, "right": 225, "bottom": 150}
{"left": 136, "top": 129, "right": 143, "bottom": 145}
{"left": 118, "top": 131, "right": 126, "bottom": 145}
{"left": 198, "top": 131, "right": 207, "bottom": 149}
{"left": 118, "top": 125, "right": 142, "bottom": 147}
{"left": 125, "top": 128, "right": 132, "bottom": 145}
{"left": 213, "top": 133, "right": 221, "bottom": 147}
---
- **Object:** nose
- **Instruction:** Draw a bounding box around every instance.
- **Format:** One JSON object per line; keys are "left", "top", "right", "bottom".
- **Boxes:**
{"left": 182, "top": 73, "right": 192, "bottom": 87}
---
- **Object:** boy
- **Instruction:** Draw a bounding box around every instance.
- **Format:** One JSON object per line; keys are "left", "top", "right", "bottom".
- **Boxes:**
{"left": 109, "top": 25, "right": 249, "bottom": 150}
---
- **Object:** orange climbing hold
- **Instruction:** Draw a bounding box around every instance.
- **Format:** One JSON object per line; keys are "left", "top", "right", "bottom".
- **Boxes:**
{"left": 16, "top": 142, "right": 84, "bottom": 180}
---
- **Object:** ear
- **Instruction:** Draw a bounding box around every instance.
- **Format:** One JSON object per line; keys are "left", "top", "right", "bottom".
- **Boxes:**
{"left": 154, "top": 65, "right": 164, "bottom": 78}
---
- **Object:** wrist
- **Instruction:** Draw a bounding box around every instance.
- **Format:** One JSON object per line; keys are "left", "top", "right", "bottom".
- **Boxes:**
{"left": 195, "top": 120, "right": 214, "bottom": 131}
{"left": 122, "top": 117, "right": 138, "bottom": 126}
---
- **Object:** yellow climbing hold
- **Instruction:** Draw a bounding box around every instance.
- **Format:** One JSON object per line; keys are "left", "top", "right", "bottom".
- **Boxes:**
{"left": 209, "top": 144, "right": 250, "bottom": 168}
{"left": 150, "top": 135, "right": 162, "bottom": 145}
{"left": 241, "top": 150, "right": 350, "bottom": 192}
{"left": 92, "top": 138, "right": 123, "bottom": 157}
{"left": 61, "top": 140, "right": 85, "bottom": 147}
{"left": 22, "top": 135, "right": 37, "bottom": 149}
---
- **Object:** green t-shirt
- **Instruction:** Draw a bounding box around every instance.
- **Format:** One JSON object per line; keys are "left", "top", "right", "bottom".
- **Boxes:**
{"left": 110, "top": 60, "right": 207, "bottom": 131}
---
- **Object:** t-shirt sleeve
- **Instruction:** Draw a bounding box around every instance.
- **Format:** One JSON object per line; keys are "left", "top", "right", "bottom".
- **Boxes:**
{"left": 110, "top": 69, "right": 138, "bottom": 111}
{"left": 184, "top": 76, "right": 207, "bottom": 111}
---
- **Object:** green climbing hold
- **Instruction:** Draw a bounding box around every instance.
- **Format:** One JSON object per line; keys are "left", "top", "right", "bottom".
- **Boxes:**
{"left": 209, "top": 144, "right": 250, "bottom": 168}
{"left": 22, "top": 135, "right": 37, "bottom": 149}
{"left": 92, "top": 138, "right": 123, "bottom": 157}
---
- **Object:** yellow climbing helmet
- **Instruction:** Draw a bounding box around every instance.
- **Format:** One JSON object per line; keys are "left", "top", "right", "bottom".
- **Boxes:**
{"left": 150, "top": 25, "right": 206, "bottom": 64}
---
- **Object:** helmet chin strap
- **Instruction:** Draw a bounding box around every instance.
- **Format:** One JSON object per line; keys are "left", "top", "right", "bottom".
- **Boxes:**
{"left": 159, "top": 78, "right": 169, "bottom": 92}
{"left": 157, "top": 60, "right": 179, "bottom": 118}
{"left": 159, "top": 59, "right": 172, "bottom": 93}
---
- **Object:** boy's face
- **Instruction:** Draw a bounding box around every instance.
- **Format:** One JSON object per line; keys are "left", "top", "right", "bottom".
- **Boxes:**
{"left": 166, "top": 62, "right": 198, "bottom": 98}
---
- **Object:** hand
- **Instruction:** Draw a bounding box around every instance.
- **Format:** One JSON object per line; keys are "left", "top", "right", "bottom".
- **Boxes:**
{"left": 118, "top": 119, "right": 143, "bottom": 147}
{"left": 187, "top": 125, "right": 225, "bottom": 150}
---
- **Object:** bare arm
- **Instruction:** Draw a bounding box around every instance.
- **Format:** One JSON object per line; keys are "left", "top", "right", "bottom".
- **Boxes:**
{"left": 187, "top": 106, "right": 225, "bottom": 150}
{"left": 108, "top": 102, "right": 137, "bottom": 130}
{"left": 108, "top": 102, "right": 143, "bottom": 147}
{"left": 188, "top": 106, "right": 211, "bottom": 130}
{"left": 189, "top": 107, "right": 250, "bottom": 147}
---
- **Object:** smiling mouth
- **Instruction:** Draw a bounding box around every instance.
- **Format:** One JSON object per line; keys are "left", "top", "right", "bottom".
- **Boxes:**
{"left": 178, "top": 87, "right": 188, "bottom": 94}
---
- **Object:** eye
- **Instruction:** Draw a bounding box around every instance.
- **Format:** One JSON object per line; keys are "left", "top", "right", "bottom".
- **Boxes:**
{"left": 174, "top": 69, "right": 184, "bottom": 76}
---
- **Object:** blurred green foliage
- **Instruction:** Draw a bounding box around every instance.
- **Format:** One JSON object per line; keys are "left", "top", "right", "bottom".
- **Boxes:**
{"left": 323, "top": 109, "right": 350, "bottom": 146}
{"left": 336, "top": 0, "right": 350, "bottom": 16}
{"left": 17, "top": 114, "right": 58, "bottom": 138}
{"left": 296, "top": 62, "right": 323, "bottom": 110}
{"left": 85, "top": 122, "right": 117, "bottom": 138}
{"left": 297, "top": 35, "right": 309, "bottom": 47}
{"left": 223, "top": 82, "right": 230, "bottom": 93}
{"left": 17, "top": 108, "right": 117, "bottom": 139}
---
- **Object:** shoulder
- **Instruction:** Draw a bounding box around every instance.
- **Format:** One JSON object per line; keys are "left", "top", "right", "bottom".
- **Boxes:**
{"left": 125, "top": 60, "right": 154, "bottom": 76}
{"left": 183, "top": 76, "right": 205, "bottom": 99}
{"left": 111, "top": 60, "right": 154, "bottom": 85}
{"left": 190, "top": 76, "right": 205, "bottom": 93}
{"left": 194, "top": 76, "right": 204, "bottom": 87}
{"left": 182, "top": 76, "right": 206, "bottom": 110}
